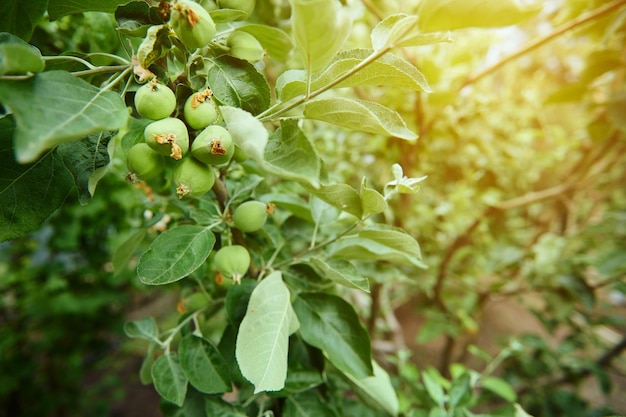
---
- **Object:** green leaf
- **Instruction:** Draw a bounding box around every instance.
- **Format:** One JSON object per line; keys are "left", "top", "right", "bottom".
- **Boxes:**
{"left": 481, "top": 376, "right": 517, "bottom": 402}
{"left": 277, "top": 49, "right": 430, "bottom": 101}
{"left": 221, "top": 106, "right": 268, "bottom": 162}
{"left": 236, "top": 271, "right": 300, "bottom": 393}
{"left": 235, "top": 24, "right": 293, "bottom": 62}
{"left": 112, "top": 228, "right": 147, "bottom": 276}
{"left": 304, "top": 182, "right": 362, "bottom": 218}
{"left": 0, "top": 70, "right": 129, "bottom": 164}
{"left": 123, "top": 317, "right": 160, "bottom": 344}
{"left": 225, "top": 278, "right": 257, "bottom": 325}
{"left": 371, "top": 14, "right": 453, "bottom": 50}
{"left": 293, "top": 292, "right": 373, "bottom": 379}
{"left": 207, "top": 55, "right": 270, "bottom": 115}
{"left": 57, "top": 131, "right": 113, "bottom": 205}
{"left": 137, "top": 225, "right": 216, "bottom": 285}
{"left": 0, "top": 115, "right": 75, "bottom": 243}
{"left": 151, "top": 353, "right": 188, "bottom": 407}
{"left": 284, "top": 389, "right": 341, "bottom": 417}
{"left": 422, "top": 368, "right": 445, "bottom": 406}
{"left": 205, "top": 396, "right": 247, "bottom": 417}
{"left": 303, "top": 98, "right": 417, "bottom": 140}
{"left": 309, "top": 257, "right": 370, "bottom": 292}
{"left": 179, "top": 334, "right": 232, "bottom": 394}
{"left": 344, "top": 360, "right": 399, "bottom": 417}
{"left": 264, "top": 119, "right": 322, "bottom": 188}
{"left": 140, "top": 343, "right": 157, "bottom": 385}
{"left": 290, "top": 0, "right": 351, "bottom": 73}
{"left": 418, "top": 0, "right": 542, "bottom": 32}
{"left": 47, "top": 0, "right": 129, "bottom": 20}
{"left": 360, "top": 177, "right": 387, "bottom": 217}
{"left": 384, "top": 163, "right": 427, "bottom": 197}
{"left": 209, "top": 9, "right": 248, "bottom": 23}
{"left": 328, "top": 224, "right": 427, "bottom": 269}
{"left": 449, "top": 372, "right": 471, "bottom": 409}
{"left": 0, "top": 0, "right": 47, "bottom": 40}
{"left": 115, "top": 1, "right": 165, "bottom": 36}
{"left": 137, "top": 24, "right": 172, "bottom": 68}
{"left": 0, "top": 33, "right": 44, "bottom": 75}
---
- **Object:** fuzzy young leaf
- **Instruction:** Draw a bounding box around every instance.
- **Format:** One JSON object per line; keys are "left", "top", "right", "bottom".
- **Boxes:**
{"left": 123, "top": 317, "right": 160, "bottom": 344}
{"left": 57, "top": 131, "right": 113, "bottom": 205}
{"left": 264, "top": 119, "right": 322, "bottom": 188}
{"left": 0, "top": 116, "right": 75, "bottom": 243}
{"left": 0, "top": 70, "right": 128, "bottom": 164}
{"left": 329, "top": 224, "right": 426, "bottom": 269}
{"left": 235, "top": 24, "right": 293, "bottom": 61}
{"left": 303, "top": 98, "right": 417, "bottom": 140}
{"left": 309, "top": 257, "right": 369, "bottom": 292}
{"left": 277, "top": 49, "right": 430, "bottom": 101}
{"left": 207, "top": 55, "right": 270, "bottom": 115}
{"left": 305, "top": 182, "right": 362, "bottom": 218}
{"left": 360, "top": 177, "right": 387, "bottom": 217}
{"left": 151, "top": 353, "right": 188, "bottom": 407}
{"left": 418, "top": 0, "right": 542, "bottom": 32}
{"left": 293, "top": 292, "right": 373, "bottom": 379}
{"left": 344, "top": 361, "right": 399, "bottom": 417}
{"left": 179, "top": 334, "right": 232, "bottom": 394}
{"left": 236, "top": 271, "right": 300, "bottom": 393}
{"left": 137, "top": 225, "right": 216, "bottom": 285}
{"left": 221, "top": 106, "right": 268, "bottom": 162}
{"left": 290, "top": 0, "right": 351, "bottom": 73}
{"left": 371, "top": 14, "right": 419, "bottom": 51}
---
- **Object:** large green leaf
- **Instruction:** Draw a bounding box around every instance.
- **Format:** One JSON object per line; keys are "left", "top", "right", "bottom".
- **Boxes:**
{"left": 418, "top": 0, "right": 542, "bottom": 32}
{"left": 371, "top": 14, "right": 452, "bottom": 50}
{"left": 293, "top": 292, "right": 373, "bottom": 379}
{"left": 360, "top": 177, "right": 387, "bottom": 217}
{"left": 47, "top": 0, "right": 129, "bottom": 20}
{"left": 283, "top": 389, "right": 341, "bottom": 417}
{"left": 328, "top": 224, "right": 427, "bottom": 269}
{"left": 112, "top": 228, "right": 147, "bottom": 276}
{"left": 221, "top": 106, "right": 268, "bottom": 162}
{"left": 0, "top": 0, "right": 47, "bottom": 40}
{"left": 137, "top": 225, "right": 216, "bottom": 285}
{"left": 207, "top": 55, "right": 270, "bottom": 115}
{"left": 179, "top": 334, "right": 232, "bottom": 394}
{"left": 303, "top": 98, "right": 417, "bottom": 140}
{"left": 151, "top": 353, "right": 188, "bottom": 407}
{"left": 344, "top": 360, "right": 399, "bottom": 417}
{"left": 0, "top": 116, "right": 75, "bottom": 243}
{"left": 290, "top": 0, "right": 351, "bottom": 73}
{"left": 205, "top": 397, "right": 247, "bottom": 417}
{"left": 0, "top": 70, "right": 128, "bottom": 164}
{"left": 0, "top": 33, "right": 44, "bottom": 75}
{"left": 309, "top": 257, "right": 369, "bottom": 292}
{"left": 236, "top": 271, "right": 300, "bottom": 393}
{"left": 57, "top": 131, "right": 113, "bottom": 205}
{"left": 235, "top": 24, "right": 293, "bottom": 62}
{"left": 264, "top": 120, "right": 322, "bottom": 188}
{"left": 277, "top": 49, "right": 430, "bottom": 101}
{"left": 305, "top": 182, "right": 362, "bottom": 218}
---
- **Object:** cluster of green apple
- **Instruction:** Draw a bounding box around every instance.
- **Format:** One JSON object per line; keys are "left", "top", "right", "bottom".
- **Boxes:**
{"left": 126, "top": 0, "right": 272, "bottom": 285}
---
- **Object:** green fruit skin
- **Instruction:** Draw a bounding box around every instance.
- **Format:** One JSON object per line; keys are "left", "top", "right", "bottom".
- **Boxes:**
{"left": 184, "top": 94, "right": 218, "bottom": 130}
{"left": 191, "top": 125, "right": 234, "bottom": 166}
{"left": 126, "top": 143, "right": 165, "bottom": 180}
{"left": 170, "top": 0, "right": 216, "bottom": 50}
{"left": 214, "top": 245, "right": 250, "bottom": 280}
{"left": 218, "top": 0, "right": 255, "bottom": 17}
{"left": 232, "top": 200, "right": 268, "bottom": 232}
{"left": 227, "top": 31, "right": 264, "bottom": 62}
{"left": 134, "top": 82, "right": 176, "bottom": 120}
{"left": 173, "top": 156, "right": 216, "bottom": 198}
{"left": 232, "top": 145, "right": 248, "bottom": 163}
{"left": 144, "top": 117, "right": 190, "bottom": 158}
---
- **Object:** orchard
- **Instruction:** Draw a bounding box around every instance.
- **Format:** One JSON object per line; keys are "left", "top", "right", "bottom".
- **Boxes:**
{"left": 1, "top": 0, "right": 626, "bottom": 416}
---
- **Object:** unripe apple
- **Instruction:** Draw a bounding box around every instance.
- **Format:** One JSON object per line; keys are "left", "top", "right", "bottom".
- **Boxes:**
{"left": 126, "top": 143, "right": 165, "bottom": 180}
{"left": 218, "top": 0, "right": 255, "bottom": 18}
{"left": 170, "top": 0, "right": 216, "bottom": 50}
{"left": 191, "top": 125, "right": 234, "bottom": 166}
{"left": 232, "top": 200, "right": 269, "bottom": 232}
{"left": 134, "top": 80, "right": 176, "bottom": 120}
{"left": 173, "top": 156, "right": 216, "bottom": 198}
{"left": 226, "top": 31, "right": 264, "bottom": 63}
{"left": 214, "top": 245, "right": 250, "bottom": 284}
{"left": 144, "top": 117, "right": 190, "bottom": 160}
{"left": 184, "top": 89, "right": 218, "bottom": 130}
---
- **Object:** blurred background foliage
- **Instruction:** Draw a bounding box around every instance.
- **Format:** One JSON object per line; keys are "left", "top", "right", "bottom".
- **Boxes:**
{"left": 1, "top": 0, "right": 626, "bottom": 416}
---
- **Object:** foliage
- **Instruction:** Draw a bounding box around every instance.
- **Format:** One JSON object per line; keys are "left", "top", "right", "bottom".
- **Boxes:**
{"left": 1, "top": 0, "right": 626, "bottom": 416}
